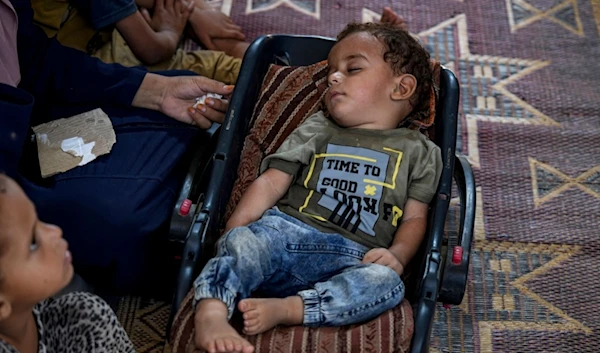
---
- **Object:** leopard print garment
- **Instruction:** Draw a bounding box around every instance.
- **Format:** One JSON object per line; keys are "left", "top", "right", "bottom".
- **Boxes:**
{"left": 0, "top": 292, "right": 135, "bottom": 353}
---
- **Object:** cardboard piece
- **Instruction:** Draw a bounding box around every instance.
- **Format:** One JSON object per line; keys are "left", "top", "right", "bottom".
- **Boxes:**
{"left": 32, "top": 108, "right": 116, "bottom": 178}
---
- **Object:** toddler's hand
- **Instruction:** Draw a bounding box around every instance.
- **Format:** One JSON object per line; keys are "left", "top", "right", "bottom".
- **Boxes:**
{"left": 362, "top": 248, "right": 404, "bottom": 276}
{"left": 141, "top": 0, "right": 194, "bottom": 38}
{"left": 188, "top": 8, "right": 245, "bottom": 50}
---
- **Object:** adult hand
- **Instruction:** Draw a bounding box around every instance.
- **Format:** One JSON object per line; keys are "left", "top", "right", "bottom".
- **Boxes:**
{"left": 161, "top": 76, "right": 234, "bottom": 128}
{"left": 362, "top": 248, "right": 404, "bottom": 276}
{"left": 132, "top": 74, "right": 234, "bottom": 129}
{"left": 188, "top": 8, "right": 245, "bottom": 50}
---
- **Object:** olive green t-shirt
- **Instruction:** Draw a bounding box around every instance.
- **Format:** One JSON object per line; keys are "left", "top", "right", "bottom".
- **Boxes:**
{"left": 261, "top": 111, "right": 443, "bottom": 249}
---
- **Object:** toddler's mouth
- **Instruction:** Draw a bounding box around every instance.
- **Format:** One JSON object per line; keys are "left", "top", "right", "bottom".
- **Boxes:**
{"left": 329, "top": 91, "right": 343, "bottom": 100}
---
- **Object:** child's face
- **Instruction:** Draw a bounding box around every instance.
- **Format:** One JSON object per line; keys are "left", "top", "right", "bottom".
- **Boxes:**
{"left": 325, "top": 32, "right": 407, "bottom": 130}
{"left": 0, "top": 176, "right": 73, "bottom": 309}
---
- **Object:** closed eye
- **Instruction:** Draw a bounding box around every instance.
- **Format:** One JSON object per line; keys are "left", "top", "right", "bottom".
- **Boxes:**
{"left": 347, "top": 67, "right": 361, "bottom": 73}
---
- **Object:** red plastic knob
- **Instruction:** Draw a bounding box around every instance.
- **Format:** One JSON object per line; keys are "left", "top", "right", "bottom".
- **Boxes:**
{"left": 443, "top": 303, "right": 452, "bottom": 309}
{"left": 179, "top": 198, "right": 192, "bottom": 216}
{"left": 452, "top": 246, "right": 463, "bottom": 265}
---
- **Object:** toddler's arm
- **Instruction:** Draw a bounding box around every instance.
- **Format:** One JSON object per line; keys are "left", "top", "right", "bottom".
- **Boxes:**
{"left": 115, "top": 0, "right": 193, "bottom": 65}
{"left": 362, "top": 198, "right": 428, "bottom": 275}
{"left": 387, "top": 198, "right": 429, "bottom": 268}
{"left": 225, "top": 168, "right": 293, "bottom": 231}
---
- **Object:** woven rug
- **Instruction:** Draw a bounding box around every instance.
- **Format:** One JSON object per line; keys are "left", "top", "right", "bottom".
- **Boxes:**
{"left": 117, "top": 1, "right": 600, "bottom": 352}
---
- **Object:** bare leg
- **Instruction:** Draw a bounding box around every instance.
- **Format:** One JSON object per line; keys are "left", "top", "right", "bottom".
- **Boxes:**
{"left": 380, "top": 7, "right": 407, "bottom": 30}
{"left": 212, "top": 38, "right": 250, "bottom": 59}
{"left": 194, "top": 299, "right": 255, "bottom": 353}
{"left": 238, "top": 296, "right": 304, "bottom": 335}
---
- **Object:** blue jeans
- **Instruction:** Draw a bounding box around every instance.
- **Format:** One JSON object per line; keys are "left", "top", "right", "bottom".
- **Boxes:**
{"left": 193, "top": 208, "right": 404, "bottom": 327}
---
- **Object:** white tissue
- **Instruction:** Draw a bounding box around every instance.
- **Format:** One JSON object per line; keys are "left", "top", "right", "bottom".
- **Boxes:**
{"left": 193, "top": 93, "right": 223, "bottom": 109}
{"left": 60, "top": 137, "right": 96, "bottom": 166}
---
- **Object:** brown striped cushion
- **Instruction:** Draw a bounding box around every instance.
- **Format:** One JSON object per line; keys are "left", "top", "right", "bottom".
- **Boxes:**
{"left": 170, "top": 289, "right": 414, "bottom": 353}
{"left": 224, "top": 61, "right": 329, "bottom": 220}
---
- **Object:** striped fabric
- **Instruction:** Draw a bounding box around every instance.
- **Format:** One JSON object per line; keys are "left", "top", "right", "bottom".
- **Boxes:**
{"left": 170, "top": 289, "right": 414, "bottom": 353}
{"left": 225, "top": 61, "right": 329, "bottom": 220}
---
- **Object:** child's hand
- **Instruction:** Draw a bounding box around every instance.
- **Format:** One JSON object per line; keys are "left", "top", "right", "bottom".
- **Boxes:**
{"left": 188, "top": 8, "right": 245, "bottom": 50}
{"left": 141, "top": 0, "right": 194, "bottom": 39}
{"left": 362, "top": 248, "right": 404, "bottom": 276}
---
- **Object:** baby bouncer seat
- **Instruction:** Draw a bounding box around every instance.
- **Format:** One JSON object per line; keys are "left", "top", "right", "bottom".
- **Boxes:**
{"left": 167, "top": 34, "right": 476, "bottom": 353}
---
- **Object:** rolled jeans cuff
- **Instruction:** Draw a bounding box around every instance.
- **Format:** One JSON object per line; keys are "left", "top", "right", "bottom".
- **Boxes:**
{"left": 193, "top": 284, "right": 237, "bottom": 320}
{"left": 298, "top": 289, "right": 322, "bottom": 327}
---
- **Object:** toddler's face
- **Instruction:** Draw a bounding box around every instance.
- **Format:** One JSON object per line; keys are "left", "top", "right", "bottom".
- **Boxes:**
{"left": 325, "top": 32, "right": 405, "bottom": 130}
{"left": 0, "top": 176, "right": 73, "bottom": 308}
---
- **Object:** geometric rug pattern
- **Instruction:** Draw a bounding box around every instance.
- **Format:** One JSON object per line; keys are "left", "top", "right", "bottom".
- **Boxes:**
{"left": 118, "top": 1, "right": 600, "bottom": 352}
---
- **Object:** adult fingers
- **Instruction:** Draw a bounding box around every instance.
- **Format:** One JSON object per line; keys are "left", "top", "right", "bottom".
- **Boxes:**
{"left": 190, "top": 104, "right": 226, "bottom": 125}
{"left": 191, "top": 76, "right": 235, "bottom": 96}
{"left": 204, "top": 97, "right": 229, "bottom": 114}
{"left": 187, "top": 107, "right": 213, "bottom": 129}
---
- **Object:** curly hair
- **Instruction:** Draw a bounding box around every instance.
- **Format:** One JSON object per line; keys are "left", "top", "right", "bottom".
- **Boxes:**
{"left": 336, "top": 22, "right": 433, "bottom": 119}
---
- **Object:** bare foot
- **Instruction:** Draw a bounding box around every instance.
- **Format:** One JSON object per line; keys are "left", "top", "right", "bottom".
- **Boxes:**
{"left": 380, "top": 7, "right": 407, "bottom": 30}
{"left": 238, "top": 296, "right": 304, "bottom": 335}
{"left": 194, "top": 299, "right": 254, "bottom": 353}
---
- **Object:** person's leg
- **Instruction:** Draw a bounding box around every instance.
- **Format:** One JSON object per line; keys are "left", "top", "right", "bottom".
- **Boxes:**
{"left": 211, "top": 39, "right": 250, "bottom": 60}
{"left": 20, "top": 70, "right": 203, "bottom": 294}
{"left": 157, "top": 49, "right": 241, "bottom": 85}
{"left": 193, "top": 211, "right": 294, "bottom": 353}
{"left": 240, "top": 263, "right": 404, "bottom": 334}
{"left": 298, "top": 263, "right": 404, "bottom": 326}
{"left": 236, "top": 210, "right": 404, "bottom": 333}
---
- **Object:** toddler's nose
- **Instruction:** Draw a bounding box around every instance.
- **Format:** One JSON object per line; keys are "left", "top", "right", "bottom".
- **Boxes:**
{"left": 328, "top": 71, "right": 342, "bottom": 85}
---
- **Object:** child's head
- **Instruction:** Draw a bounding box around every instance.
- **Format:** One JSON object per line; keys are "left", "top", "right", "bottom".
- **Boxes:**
{"left": 0, "top": 175, "right": 73, "bottom": 319}
{"left": 325, "top": 22, "right": 432, "bottom": 130}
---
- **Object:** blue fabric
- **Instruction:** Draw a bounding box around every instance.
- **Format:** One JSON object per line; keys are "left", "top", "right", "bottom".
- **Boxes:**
{"left": 71, "top": 0, "right": 138, "bottom": 29}
{"left": 193, "top": 208, "right": 405, "bottom": 326}
{"left": 0, "top": 83, "right": 33, "bottom": 178}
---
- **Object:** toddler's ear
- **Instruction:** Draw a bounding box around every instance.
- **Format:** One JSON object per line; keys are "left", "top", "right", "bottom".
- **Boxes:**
{"left": 391, "top": 74, "right": 417, "bottom": 101}
{"left": 0, "top": 296, "right": 12, "bottom": 321}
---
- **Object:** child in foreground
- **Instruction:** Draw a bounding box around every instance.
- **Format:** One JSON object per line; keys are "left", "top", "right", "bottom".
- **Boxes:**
{"left": 0, "top": 174, "right": 134, "bottom": 353}
{"left": 193, "top": 21, "right": 442, "bottom": 353}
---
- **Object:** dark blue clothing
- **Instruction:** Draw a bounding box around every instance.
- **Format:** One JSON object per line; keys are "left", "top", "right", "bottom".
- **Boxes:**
{"left": 70, "top": 0, "right": 137, "bottom": 29}
{"left": 2, "top": 0, "right": 198, "bottom": 293}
